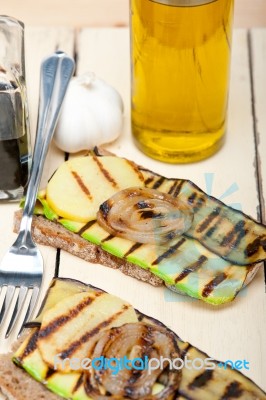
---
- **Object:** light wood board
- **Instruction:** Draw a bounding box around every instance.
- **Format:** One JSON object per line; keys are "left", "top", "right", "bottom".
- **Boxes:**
{"left": 1, "top": 0, "right": 266, "bottom": 28}
{"left": 0, "top": 27, "right": 265, "bottom": 398}
{"left": 0, "top": 27, "right": 75, "bottom": 348}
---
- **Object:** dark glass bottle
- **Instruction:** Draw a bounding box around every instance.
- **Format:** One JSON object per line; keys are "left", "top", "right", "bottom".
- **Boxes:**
{"left": 0, "top": 16, "right": 30, "bottom": 200}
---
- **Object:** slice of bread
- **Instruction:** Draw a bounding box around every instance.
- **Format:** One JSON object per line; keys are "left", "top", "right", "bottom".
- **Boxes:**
{"left": 0, "top": 333, "right": 61, "bottom": 400}
{"left": 1, "top": 290, "right": 265, "bottom": 400}
{"left": 13, "top": 210, "right": 163, "bottom": 287}
{"left": 13, "top": 210, "right": 260, "bottom": 295}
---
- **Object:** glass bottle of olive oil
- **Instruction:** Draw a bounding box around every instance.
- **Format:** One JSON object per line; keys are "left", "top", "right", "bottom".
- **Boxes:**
{"left": 130, "top": 0, "right": 234, "bottom": 163}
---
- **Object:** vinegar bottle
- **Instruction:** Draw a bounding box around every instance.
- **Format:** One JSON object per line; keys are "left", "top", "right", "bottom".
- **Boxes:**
{"left": 0, "top": 16, "right": 30, "bottom": 200}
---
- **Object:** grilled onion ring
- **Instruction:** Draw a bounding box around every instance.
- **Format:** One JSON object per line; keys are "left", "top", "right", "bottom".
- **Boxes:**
{"left": 97, "top": 187, "right": 193, "bottom": 244}
{"left": 85, "top": 323, "right": 181, "bottom": 399}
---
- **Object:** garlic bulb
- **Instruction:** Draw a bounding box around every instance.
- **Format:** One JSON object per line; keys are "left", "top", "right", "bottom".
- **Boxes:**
{"left": 54, "top": 72, "right": 124, "bottom": 153}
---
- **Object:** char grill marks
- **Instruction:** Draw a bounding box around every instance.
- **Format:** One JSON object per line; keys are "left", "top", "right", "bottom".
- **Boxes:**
{"left": 92, "top": 154, "right": 118, "bottom": 188}
{"left": 102, "top": 233, "right": 114, "bottom": 242}
{"left": 168, "top": 180, "right": 185, "bottom": 197}
{"left": 221, "top": 381, "right": 243, "bottom": 399}
{"left": 37, "top": 292, "right": 137, "bottom": 372}
{"left": 125, "top": 158, "right": 145, "bottom": 183}
{"left": 43, "top": 159, "right": 266, "bottom": 305}
{"left": 71, "top": 171, "right": 92, "bottom": 199}
{"left": 174, "top": 255, "right": 208, "bottom": 283}
{"left": 140, "top": 169, "right": 266, "bottom": 265}
{"left": 71, "top": 154, "right": 124, "bottom": 203}
{"left": 17, "top": 329, "right": 39, "bottom": 360}
{"left": 38, "top": 293, "right": 101, "bottom": 339}
{"left": 59, "top": 305, "right": 130, "bottom": 360}
{"left": 99, "top": 200, "right": 112, "bottom": 219}
{"left": 188, "top": 370, "right": 214, "bottom": 389}
{"left": 220, "top": 221, "right": 248, "bottom": 248}
{"left": 15, "top": 278, "right": 266, "bottom": 400}
{"left": 72, "top": 373, "right": 84, "bottom": 393}
{"left": 152, "top": 176, "right": 165, "bottom": 190}
{"left": 123, "top": 325, "right": 156, "bottom": 391}
{"left": 124, "top": 242, "right": 143, "bottom": 257}
{"left": 246, "top": 236, "right": 266, "bottom": 257}
{"left": 202, "top": 273, "right": 227, "bottom": 298}
{"left": 196, "top": 207, "right": 221, "bottom": 234}
{"left": 152, "top": 238, "right": 186, "bottom": 266}
{"left": 144, "top": 176, "right": 155, "bottom": 185}
{"left": 74, "top": 216, "right": 244, "bottom": 301}
{"left": 86, "top": 322, "right": 181, "bottom": 399}
{"left": 78, "top": 219, "right": 97, "bottom": 235}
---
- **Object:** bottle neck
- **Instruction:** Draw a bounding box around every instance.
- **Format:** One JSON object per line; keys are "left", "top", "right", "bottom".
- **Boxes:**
{"left": 0, "top": 16, "right": 25, "bottom": 77}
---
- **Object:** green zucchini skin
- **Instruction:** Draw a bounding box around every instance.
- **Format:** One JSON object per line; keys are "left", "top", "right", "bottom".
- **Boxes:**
{"left": 13, "top": 278, "right": 266, "bottom": 400}
{"left": 27, "top": 154, "right": 266, "bottom": 305}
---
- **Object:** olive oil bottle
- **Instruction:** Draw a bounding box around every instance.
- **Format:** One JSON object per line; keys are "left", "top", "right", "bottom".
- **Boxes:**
{"left": 130, "top": 0, "right": 234, "bottom": 163}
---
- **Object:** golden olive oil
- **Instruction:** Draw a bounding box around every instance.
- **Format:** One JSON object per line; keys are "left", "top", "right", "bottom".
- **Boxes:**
{"left": 130, "top": 0, "right": 234, "bottom": 163}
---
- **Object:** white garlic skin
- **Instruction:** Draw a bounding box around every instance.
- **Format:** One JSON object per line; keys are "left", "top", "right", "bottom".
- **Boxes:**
{"left": 54, "top": 73, "right": 124, "bottom": 153}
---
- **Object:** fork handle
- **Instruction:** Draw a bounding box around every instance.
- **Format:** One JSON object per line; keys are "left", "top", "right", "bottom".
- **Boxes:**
{"left": 19, "top": 51, "right": 75, "bottom": 240}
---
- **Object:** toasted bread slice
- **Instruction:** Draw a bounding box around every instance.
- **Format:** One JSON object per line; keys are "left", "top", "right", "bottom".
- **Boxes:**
{"left": 13, "top": 210, "right": 163, "bottom": 287}
{"left": 13, "top": 210, "right": 259, "bottom": 297}
{"left": 13, "top": 148, "right": 265, "bottom": 304}
{"left": 0, "top": 279, "right": 265, "bottom": 400}
{"left": 0, "top": 333, "right": 61, "bottom": 400}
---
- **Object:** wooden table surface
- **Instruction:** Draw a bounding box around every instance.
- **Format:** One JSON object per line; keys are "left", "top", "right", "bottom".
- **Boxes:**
{"left": 1, "top": 0, "right": 266, "bottom": 28}
{"left": 0, "top": 26, "right": 265, "bottom": 396}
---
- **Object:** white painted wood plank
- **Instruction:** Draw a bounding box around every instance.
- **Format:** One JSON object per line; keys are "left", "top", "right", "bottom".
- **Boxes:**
{"left": 250, "top": 28, "right": 266, "bottom": 224}
{"left": 1, "top": 0, "right": 266, "bottom": 28}
{"left": 0, "top": 27, "right": 74, "bottom": 353}
{"left": 58, "top": 27, "right": 266, "bottom": 390}
{"left": 25, "top": 27, "right": 75, "bottom": 186}
{"left": 0, "top": 26, "right": 265, "bottom": 396}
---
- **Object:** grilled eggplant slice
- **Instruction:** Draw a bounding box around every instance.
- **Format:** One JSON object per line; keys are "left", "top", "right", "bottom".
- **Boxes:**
{"left": 139, "top": 167, "right": 266, "bottom": 266}
{"left": 13, "top": 278, "right": 266, "bottom": 400}
{"left": 138, "top": 312, "right": 266, "bottom": 400}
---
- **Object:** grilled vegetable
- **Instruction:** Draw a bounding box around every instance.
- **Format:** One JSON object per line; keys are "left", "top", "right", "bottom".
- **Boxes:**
{"left": 46, "top": 155, "right": 144, "bottom": 223}
{"left": 28, "top": 278, "right": 92, "bottom": 326}
{"left": 27, "top": 154, "right": 266, "bottom": 304}
{"left": 97, "top": 187, "right": 193, "bottom": 244}
{"left": 33, "top": 194, "right": 256, "bottom": 304}
{"left": 139, "top": 312, "right": 266, "bottom": 400}
{"left": 87, "top": 323, "right": 181, "bottom": 399}
{"left": 139, "top": 167, "right": 266, "bottom": 266}
{"left": 38, "top": 291, "right": 138, "bottom": 372}
{"left": 13, "top": 278, "right": 266, "bottom": 400}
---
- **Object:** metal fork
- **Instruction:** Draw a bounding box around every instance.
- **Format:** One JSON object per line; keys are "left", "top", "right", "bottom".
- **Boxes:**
{"left": 0, "top": 51, "right": 75, "bottom": 338}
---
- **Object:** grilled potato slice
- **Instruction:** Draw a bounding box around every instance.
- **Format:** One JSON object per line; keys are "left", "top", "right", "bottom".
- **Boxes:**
{"left": 46, "top": 155, "right": 145, "bottom": 222}
{"left": 13, "top": 279, "right": 266, "bottom": 400}
{"left": 38, "top": 290, "right": 138, "bottom": 372}
{"left": 29, "top": 278, "right": 94, "bottom": 326}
